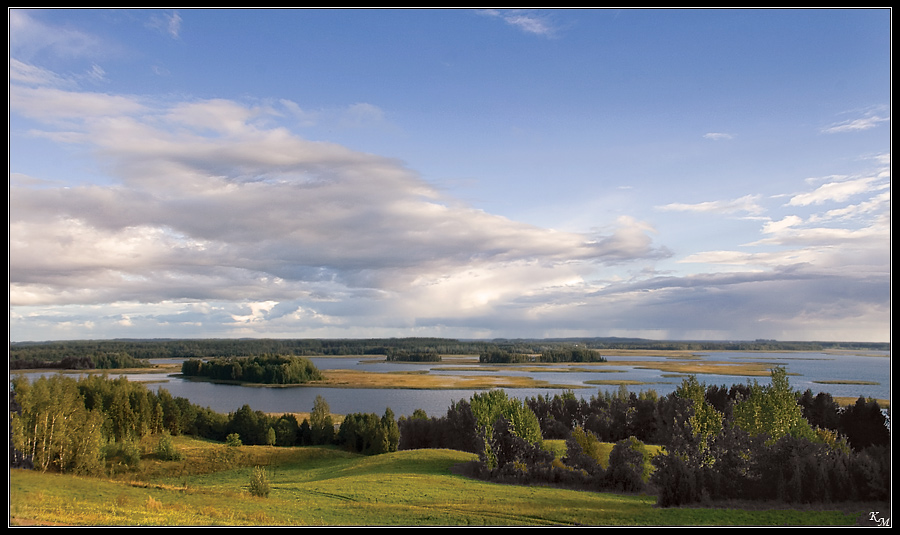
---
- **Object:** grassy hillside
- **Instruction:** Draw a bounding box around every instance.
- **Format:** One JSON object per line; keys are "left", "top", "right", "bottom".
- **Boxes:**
{"left": 9, "top": 436, "right": 868, "bottom": 526}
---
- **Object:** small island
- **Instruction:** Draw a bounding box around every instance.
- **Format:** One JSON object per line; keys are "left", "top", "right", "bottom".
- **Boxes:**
{"left": 480, "top": 346, "right": 607, "bottom": 364}
{"left": 180, "top": 354, "right": 324, "bottom": 385}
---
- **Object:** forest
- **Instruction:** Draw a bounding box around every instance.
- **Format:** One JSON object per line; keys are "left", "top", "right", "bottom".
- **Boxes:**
{"left": 9, "top": 365, "right": 890, "bottom": 507}
{"left": 180, "top": 354, "right": 324, "bottom": 384}
{"left": 9, "top": 337, "right": 889, "bottom": 370}
{"left": 479, "top": 346, "right": 607, "bottom": 363}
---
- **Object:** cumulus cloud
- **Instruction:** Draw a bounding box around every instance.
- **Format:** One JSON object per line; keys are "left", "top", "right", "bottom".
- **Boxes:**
{"left": 8, "top": 65, "right": 666, "bottom": 322}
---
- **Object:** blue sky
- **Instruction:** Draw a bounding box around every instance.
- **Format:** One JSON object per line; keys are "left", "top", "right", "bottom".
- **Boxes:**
{"left": 8, "top": 8, "right": 891, "bottom": 342}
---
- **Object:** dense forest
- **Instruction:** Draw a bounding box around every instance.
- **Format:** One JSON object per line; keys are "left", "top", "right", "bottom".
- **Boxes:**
{"left": 8, "top": 338, "right": 490, "bottom": 368}
{"left": 9, "top": 337, "right": 889, "bottom": 370}
{"left": 180, "top": 355, "right": 324, "bottom": 384}
{"left": 479, "top": 346, "right": 606, "bottom": 363}
{"left": 9, "top": 367, "right": 890, "bottom": 507}
{"left": 384, "top": 348, "right": 443, "bottom": 362}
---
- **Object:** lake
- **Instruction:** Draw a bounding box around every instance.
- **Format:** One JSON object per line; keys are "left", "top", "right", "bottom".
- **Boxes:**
{"left": 17, "top": 350, "right": 888, "bottom": 418}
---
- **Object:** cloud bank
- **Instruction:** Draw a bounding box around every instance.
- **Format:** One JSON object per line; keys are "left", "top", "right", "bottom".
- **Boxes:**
{"left": 9, "top": 73, "right": 674, "bottom": 339}
{"left": 7, "top": 10, "right": 890, "bottom": 343}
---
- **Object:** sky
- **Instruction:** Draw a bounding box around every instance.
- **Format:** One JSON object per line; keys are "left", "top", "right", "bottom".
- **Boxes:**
{"left": 8, "top": 8, "right": 892, "bottom": 343}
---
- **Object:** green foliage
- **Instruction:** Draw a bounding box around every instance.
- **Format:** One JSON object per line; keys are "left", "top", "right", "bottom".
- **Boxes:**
{"left": 181, "top": 354, "right": 323, "bottom": 384}
{"left": 384, "top": 348, "right": 442, "bottom": 362}
{"left": 538, "top": 346, "right": 606, "bottom": 363}
{"left": 607, "top": 436, "right": 651, "bottom": 492}
{"left": 675, "top": 375, "right": 723, "bottom": 460}
{"left": 248, "top": 466, "right": 271, "bottom": 498}
{"left": 470, "top": 390, "right": 542, "bottom": 470}
{"left": 155, "top": 432, "right": 183, "bottom": 461}
{"left": 226, "top": 433, "right": 243, "bottom": 447}
{"left": 570, "top": 426, "right": 605, "bottom": 467}
{"left": 837, "top": 396, "right": 890, "bottom": 450}
{"left": 337, "top": 408, "right": 400, "bottom": 455}
{"left": 731, "top": 367, "right": 816, "bottom": 444}
{"left": 479, "top": 349, "right": 533, "bottom": 363}
{"left": 104, "top": 439, "right": 143, "bottom": 471}
{"left": 651, "top": 368, "right": 890, "bottom": 506}
{"left": 309, "top": 395, "right": 335, "bottom": 445}
{"left": 10, "top": 374, "right": 106, "bottom": 475}
{"left": 479, "top": 345, "right": 606, "bottom": 363}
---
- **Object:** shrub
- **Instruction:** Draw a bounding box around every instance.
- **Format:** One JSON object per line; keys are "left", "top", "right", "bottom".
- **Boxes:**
{"left": 155, "top": 433, "right": 183, "bottom": 461}
{"left": 226, "top": 433, "right": 243, "bottom": 447}
{"left": 248, "top": 466, "right": 271, "bottom": 498}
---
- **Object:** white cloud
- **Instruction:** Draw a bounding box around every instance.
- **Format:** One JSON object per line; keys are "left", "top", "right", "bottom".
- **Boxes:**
{"left": 657, "top": 194, "right": 765, "bottom": 216}
{"left": 9, "top": 68, "right": 667, "bottom": 317}
{"left": 762, "top": 215, "right": 803, "bottom": 235}
{"left": 10, "top": 84, "right": 147, "bottom": 122}
{"left": 9, "top": 58, "right": 72, "bottom": 87}
{"left": 787, "top": 174, "right": 886, "bottom": 206}
{"left": 9, "top": 9, "right": 107, "bottom": 60}
{"left": 479, "top": 9, "right": 558, "bottom": 37}
{"left": 148, "top": 10, "right": 182, "bottom": 39}
{"left": 822, "top": 114, "right": 889, "bottom": 134}
{"left": 703, "top": 132, "right": 733, "bottom": 141}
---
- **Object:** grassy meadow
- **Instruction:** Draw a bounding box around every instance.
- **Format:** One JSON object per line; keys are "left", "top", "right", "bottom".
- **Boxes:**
{"left": 9, "top": 435, "right": 871, "bottom": 527}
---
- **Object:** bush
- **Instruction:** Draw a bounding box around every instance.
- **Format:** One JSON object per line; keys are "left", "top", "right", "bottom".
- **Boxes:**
{"left": 248, "top": 466, "right": 271, "bottom": 498}
{"left": 606, "top": 436, "right": 649, "bottom": 492}
{"left": 155, "top": 433, "right": 183, "bottom": 461}
{"left": 226, "top": 433, "right": 243, "bottom": 447}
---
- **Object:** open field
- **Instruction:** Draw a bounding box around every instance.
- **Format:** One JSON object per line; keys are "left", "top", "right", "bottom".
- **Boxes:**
{"left": 8, "top": 436, "right": 874, "bottom": 527}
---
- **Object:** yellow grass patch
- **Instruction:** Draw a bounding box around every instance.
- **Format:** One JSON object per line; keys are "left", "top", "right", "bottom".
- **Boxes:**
{"left": 309, "top": 368, "right": 580, "bottom": 390}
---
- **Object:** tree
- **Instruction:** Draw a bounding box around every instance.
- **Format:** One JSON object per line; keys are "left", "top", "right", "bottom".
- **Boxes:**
{"left": 273, "top": 414, "right": 300, "bottom": 447}
{"left": 563, "top": 426, "right": 607, "bottom": 484}
{"left": 606, "top": 436, "right": 650, "bottom": 492}
{"left": 470, "top": 390, "right": 543, "bottom": 470}
{"left": 838, "top": 397, "right": 890, "bottom": 451}
{"left": 228, "top": 404, "right": 269, "bottom": 445}
{"left": 731, "top": 367, "right": 815, "bottom": 444}
{"left": 381, "top": 408, "right": 400, "bottom": 453}
{"left": 10, "top": 374, "right": 106, "bottom": 475}
{"left": 309, "top": 395, "right": 334, "bottom": 445}
{"left": 675, "top": 375, "right": 723, "bottom": 462}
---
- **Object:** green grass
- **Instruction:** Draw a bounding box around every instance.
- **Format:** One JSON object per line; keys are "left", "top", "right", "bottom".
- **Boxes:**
{"left": 9, "top": 436, "right": 870, "bottom": 526}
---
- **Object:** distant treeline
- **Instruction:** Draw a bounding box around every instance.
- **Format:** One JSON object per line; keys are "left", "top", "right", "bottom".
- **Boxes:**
{"left": 9, "top": 337, "right": 889, "bottom": 370}
{"left": 8, "top": 338, "right": 489, "bottom": 369}
{"left": 384, "top": 349, "right": 442, "bottom": 362}
{"left": 529, "top": 337, "right": 890, "bottom": 352}
{"left": 8, "top": 352, "right": 151, "bottom": 371}
{"left": 480, "top": 347, "right": 606, "bottom": 363}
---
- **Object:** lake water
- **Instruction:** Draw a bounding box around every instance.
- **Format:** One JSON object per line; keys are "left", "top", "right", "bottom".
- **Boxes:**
{"left": 13, "top": 351, "right": 890, "bottom": 418}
